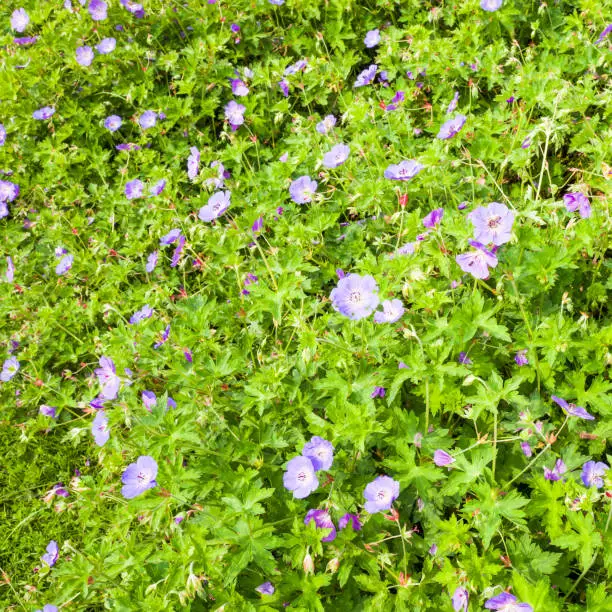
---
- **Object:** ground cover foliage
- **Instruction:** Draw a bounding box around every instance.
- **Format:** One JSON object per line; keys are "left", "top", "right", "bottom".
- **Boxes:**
{"left": 0, "top": 0, "right": 611, "bottom": 610}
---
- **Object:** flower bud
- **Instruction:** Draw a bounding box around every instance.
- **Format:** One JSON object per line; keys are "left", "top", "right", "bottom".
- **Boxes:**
{"left": 303, "top": 553, "right": 314, "bottom": 574}
{"left": 326, "top": 558, "right": 340, "bottom": 573}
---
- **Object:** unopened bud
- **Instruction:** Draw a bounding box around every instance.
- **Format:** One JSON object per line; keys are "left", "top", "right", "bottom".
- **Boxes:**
{"left": 326, "top": 558, "right": 340, "bottom": 573}
{"left": 303, "top": 553, "right": 314, "bottom": 574}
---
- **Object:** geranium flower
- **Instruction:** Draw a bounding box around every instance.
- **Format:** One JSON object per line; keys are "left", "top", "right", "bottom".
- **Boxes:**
{"left": 304, "top": 509, "right": 336, "bottom": 542}
{"left": 121, "top": 456, "right": 158, "bottom": 499}
{"left": 551, "top": 395, "right": 595, "bottom": 420}
{"left": 468, "top": 202, "right": 514, "bottom": 245}
{"left": 302, "top": 436, "right": 334, "bottom": 471}
{"left": 199, "top": 191, "right": 231, "bottom": 222}
{"left": 283, "top": 456, "right": 318, "bottom": 498}
{"left": 330, "top": 274, "right": 379, "bottom": 320}
{"left": 363, "top": 475, "right": 399, "bottom": 513}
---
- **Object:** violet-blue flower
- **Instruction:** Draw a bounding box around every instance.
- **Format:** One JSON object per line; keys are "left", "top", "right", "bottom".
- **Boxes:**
{"left": 33, "top": 106, "right": 55, "bottom": 120}
{"left": 596, "top": 24, "right": 612, "bottom": 45}
{"left": 543, "top": 458, "right": 566, "bottom": 481}
{"left": 224, "top": 101, "right": 245, "bottom": 130}
{"left": 468, "top": 202, "right": 514, "bottom": 245}
{"left": 458, "top": 351, "right": 472, "bottom": 365}
{"left": 551, "top": 395, "right": 595, "bottom": 420}
{"left": 40, "top": 405, "right": 57, "bottom": 418}
{"left": 104, "top": 115, "right": 122, "bottom": 132}
{"left": 199, "top": 191, "right": 231, "bottom": 222}
{"left": 338, "top": 513, "right": 362, "bottom": 531}
{"left": 55, "top": 254, "right": 74, "bottom": 275}
{"left": 11, "top": 8, "right": 29, "bottom": 32}
{"left": 230, "top": 78, "right": 249, "bottom": 97}
{"left": 514, "top": 350, "right": 528, "bottom": 366}
{"left": 278, "top": 79, "right": 290, "bottom": 97}
{"left": 125, "top": 179, "right": 144, "bottom": 200}
{"left": 142, "top": 390, "right": 157, "bottom": 411}
{"left": 0, "top": 124, "right": 6, "bottom": 146}
{"left": 322, "top": 143, "right": 350, "bottom": 168}
{"left": 187, "top": 147, "right": 200, "bottom": 180}
{"left": 581, "top": 461, "right": 608, "bottom": 488}
{"left": 304, "top": 509, "right": 337, "bottom": 542}
{"left": 284, "top": 59, "right": 307, "bottom": 75}
{"left": 252, "top": 216, "right": 263, "bottom": 234}
{"left": 0, "top": 180, "right": 19, "bottom": 203}
{"left": 485, "top": 592, "right": 532, "bottom": 611}
{"left": 139, "top": 111, "right": 157, "bottom": 129}
{"left": 446, "top": 91, "right": 460, "bottom": 114}
{"left": 76, "top": 46, "right": 94, "bottom": 67}
{"left": 150, "top": 179, "right": 166, "bottom": 196}
{"left": 289, "top": 176, "right": 318, "bottom": 204}
{"left": 96, "top": 37, "right": 116, "bottom": 54}
{"left": 373, "top": 299, "right": 404, "bottom": 324}
{"left": 283, "top": 455, "right": 318, "bottom": 499}
{"left": 330, "top": 273, "right": 379, "bottom": 320}
{"left": 385, "top": 90, "right": 405, "bottom": 112}
{"left": 14, "top": 36, "right": 37, "bottom": 45}
{"left": 316, "top": 115, "right": 336, "bottom": 134}
{"left": 354, "top": 64, "right": 377, "bottom": 87}
{"left": 171, "top": 235, "right": 185, "bottom": 268}
{"left": 371, "top": 386, "right": 386, "bottom": 399}
{"left": 130, "top": 304, "right": 153, "bottom": 324}
{"left": 437, "top": 114, "right": 467, "bottom": 139}
{"left": 455, "top": 240, "right": 498, "bottom": 279}
{"left": 480, "top": 0, "right": 503, "bottom": 11}
{"left": 92, "top": 410, "right": 109, "bottom": 446}
{"left": 95, "top": 356, "right": 120, "bottom": 400}
{"left": 434, "top": 449, "right": 455, "bottom": 467}
{"left": 423, "top": 208, "right": 444, "bottom": 229}
{"left": 363, "top": 475, "right": 399, "bottom": 513}
{"left": 452, "top": 587, "right": 469, "bottom": 612}
{"left": 384, "top": 160, "right": 423, "bottom": 180}
{"left": 153, "top": 324, "right": 171, "bottom": 349}
{"left": 146, "top": 250, "right": 158, "bottom": 273}
{"left": 255, "top": 582, "right": 275, "bottom": 595}
{"left": 302, "top": 436, "right": 334, "bottom": 471}
{"left": 364, "top": 29, "right": 380, "bottom": 48}
{"left": 41, "top": 541, "right": 59, "bottom": 568}
{"left": 563, "top": 192, "right": 591, "bottom": 218}
{"left": 160, "top": 229, "right": 181, "bottom": 245}
{"left": 1, "top": 357, "right": 20, "bottom": 382}
{"left": 520, "top": 441, "right": 532, "bottom": 457}
{"left": 88, "top": 0, "right": 108, "bottom": 20}
{"left": 121, "top": 456, "right": 158, "bottom": 499}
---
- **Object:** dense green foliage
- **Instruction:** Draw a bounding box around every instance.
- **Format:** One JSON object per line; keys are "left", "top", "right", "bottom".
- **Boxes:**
{"left": 0, "top": 0, "right": 611, "bottom": 610}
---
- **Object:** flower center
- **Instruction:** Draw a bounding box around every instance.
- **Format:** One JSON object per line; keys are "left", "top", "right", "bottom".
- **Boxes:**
{"left": 376, "top": 489, "right": 389, "bottom": 502}
{"left": 487, "top": 215, "right": 501, "bottom": 229}
{"left": 297, "top": 471, "right": 308, "bottom": 482}
{"left": 348, "top": 290, "right": 363, "bottom": 304}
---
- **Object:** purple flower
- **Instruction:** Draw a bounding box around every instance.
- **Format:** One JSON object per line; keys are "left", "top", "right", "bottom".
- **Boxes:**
{"left": 433, "top": 450, "right": 455, "bottom": 467}
{"left": 171, "top": 235, "right": 185, "bottom": 268}
{"left": 33, "top": 106, "right": 55, "bottom": 120}
{"left": 0, "top": 124, "right": 6, "bottom": 146}
{"left": 150, "top": 179, "right": 166, "bottom": 196}
{"left": 354, "top": 64, "right": 377, "bottom": 87}
{"left": 551, "top": 395, "right": 595, "bottom": 420}
{"left": 0, "top": 202, "right": 8, "bottom": 219}
{"left": 485, "top": 592, "right": 532, "bottom": 612}
{"left": 289, "top": 176, "right": 318, "bottom": 204}
{"left": 543, "top": 458, "right": 566, "bottom": 481}
{"left": 125, "top": 179, "right": 144, "bottom": 200}
{"left": 130, "top": 304, "right": 153, "bottom": 324}
{"left": 330, "top": 273, "right": 379, "bottom": 320}
{"left": 452, "top": 587, "right": 469, "bottom": 612}
{"left": 76, "top": 46, "right": 94, "bottom": 67}
{"left": 371, "top": 386, "right": 386, "bottom": 398}
{"left": 520, "top": 441, "right": 532, "bottom": 457}
{"left": 396, "top": 242, "right": 416, "bottom": 256}
{"left": 167, "top": 397, "right": 176, "bottom": 409}
{"left": 120, "top": 0, "right": 145, "bottom": 17}
{"left": 269, "top": 0, "right": 284, "bottom": 5}
{"left": 184, "top": 348, "right": 193, "bottom": 363}
{"left": 116, "top": 143, "right": 140, "bottom": 152}
{"left": 199, "top": 190, "right": 231, "bottom": 222}
{"left": 316, "top": 115, "right": 336, "bottom": 134}
{"left": 14, "top": 36, "right": 37, "bottom": 45}
{"left": 95, "top": 356, "right": 120, "bottom": 400}
{"left": 437, "top": 114, "right": 467, "bottom": 139}
{"left": 0, "top": 357, "right": 19, "bottom": 382}
{"left": 142, "top": 390, "right": 157, "bottom": 411}
{"left": 96, "top": 37, "right": 116, "bottom": 54}
{"left": 284, "top": 59, "right": 308, "bottom": 75}
{"left": 37, "top": 606, "right": 58, "bottom": 612}
{"left": 338, "top": 513, "right": 362, "bottom": 531}
{"left": 160, "top": 228, "right": 182, "bottom": 246}
{"left": 40, "top": 405, "right": 57, "bottom": 418}
{"left": 255, "top": 582, "right": 275, "bottom": 595}
{"left": 187, "top": 147, "right": 200, "bottom": 180}
{"left": 55, "top": 254, "right": 74, "bottom": 275}
{"left": 224, "top": 101, "right": 246, "bottom": 130}
{"left": 252, "top": 216, "right": 263, "bottom": 234}
{"left": 88, "top": 0, "right": 108, "bottom": 20}
{"left": 521, "top": 136, "right": 531, "bottom": 149}
{"left": 153, "top": 325, "right": 171, "bottom": 349}
{"left": 323, "top": 144, "right": 350, "bottom": 168}
{"left": 563, "top": 192, "right": 591, "bottom": 218}
{"left": 283, "top": 456, "right": 318, "bottom": 499}
{"left": 458, "top": 351, "right": 472, "bottom": 365}
{"left": 0, "top": 180, "right": 19, "bottom": 202}
{"left": 373, "top": 299, "right": 404, "bottom": 324}
{"left": 384, "top": 160, "right": 424, "bottom": 180}
{"left": 468, "top": 202, "right": 514, "bottom": 245}
{"left": 146, "top": 251, "right": 158, "bottom": 273}
{"left": 41, "top": 540, "right": 59, "bottom": 567}
{"left": 363, "top": 475, "right": 400, "bottom": 513}
{"left": 455, "top": 240, "right": 498, "bottom": 279}
{"left": 11, "top": 8, "right": 29, "bottom": 32}
{"left": 104, "top": 115, "right": 122, "bottom": 132}
{"left": 364, "top": 29, "right": 380, "bottom": 48}
{"left": 302, "top": 436, "right": 334, "bottom": 471}
{"left": 230, "top": 78, "right": 249, "bottom": 96}
{"left": 423, "top": 208, "right": 444, "bottom": 229}
{"left": 514, "top": 350, "right": 528, "bottom": 366}
{"left": 121, "top": 456, "right": 158, "bottom": 499}
{"left": 596, "top": 24, "right": 612, "bottom": 45}
{"left": 581, "top": 461, "right": 609, "bottom": 488}
{"left": 480, "top": 0, "right": 503, "bottom": 11}
{"left": 304, "top": 509, "right": 337, "bottom": 542}
{"left": 446, "top": 91, "right": 460, "bottom": 114}
{"left": 139, "top": 111, "right": 157, "bottom": 129}
{"left": 92, "top": 410, "right": 109, "bottom": 446}
{"left": 278, "top": 79, "right": 290, "bottom": 97}
{"left": 242, "top": 273, "right": 258, "bottom": 294}
{"left": 385, "top": 90, "right": 405, "bottom": 112}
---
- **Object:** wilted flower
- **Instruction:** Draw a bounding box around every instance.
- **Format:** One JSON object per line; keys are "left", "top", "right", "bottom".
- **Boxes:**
{"left": 187, "top": 146, "right": 200, "bottom": 180}
{"left": 423, "top": 208, "right": 444, "bottom": 229}
{"left": 543, "top": 458, "right": 566, "bottom": 481}
{"left": 95, "top": 356, "right": 120, "bottom": 400}
{"left": 252, "top": 216, "right": 263, "bottom": 234}
{"left": 55, "top": 254, "right": 74, "bottom": 275}
{"left": 255, "top": 582, "right": 275, "bottom": 595}
{"left": 551, "top": 395, "right": 595, "bottom": 420}
{"left": 581, "top": 461, "right": 609, "bottom": 488}
{"left": 283, "top": 456, "right": 318, "bottom": 498}
{"left": 199, "top": 191, "right": 231, "bottom": 222}
{"left": 452, "top": 587, "right": 469, "bottom": 612}
{"left": 121, "top": 456, "right": 158, "bottom": 499}
{"left": 41, "top": 540, "right": 59, "bottom": 567}
{"left": 305, "top": 509, "right": 337, "bottom": 542}
{"left": 437, "top": 114, "right": 467, "bottom": 139}
{"left": 323, "top": 144, "right": 350, "bottom": 168}
{"left": 316, "top": 115, "right": 336, "bottom": 134}
{"left": 384, "top": 160, "right": 424, "bottom": 180}
{"left": 40, "top": 405, "right": 57, "bottom": 418}
{"left": 484, "top": 592, "right": 532, "bottom": 611}
{"left": 433, "top": 450, "right": 455, "bottom": 467}
{"left": 396, "top": 242, "right": 416, "bottom": 256}
{"left": 150, "top": 179, "right": 166, "bottom": 196}
{"left": 130, "top": 304, "right": 153, "bottom": 324}
{"left": 446, "top": 91, "right": 460, "bottom": 114}
{"left": 458, "top": 352, "right": 472, "bottom": 365}
{"left": 468, "top": 202, "right": 514, "bottom": 245}
{"left": 289, "top": 176, "right": 318, "bottom": 204}
{"left": 371, "top": 386, "right": 386, "bottom": 398}
{"left": 104, "top": 115, "right": 122, "bottom": 132}
{"left": 11, "top": 8, "right": 29, "bottom": 32}
{"left": 284, "top": 59, "right": 307, "bottom": 75}
{"left": 224, "top": 101, "right": 246, "bottom": 130}
{"left": 1, "top": 357, "right": 20, "bottom": 382}
{"left": 514, "top": 350, "right": 528, "bottom": 366}
{"left": 96, "top": 37, "right": 116, "bottom": 54}
{"left": 596, "top": 24, "right": 612, "bottom": 45}
{"left": 373, "top": 299, "right": 404, "bottom": 323}
{"left": 364, "top": 29, "right": 380, "bottom": 48}
{"left": 455, "top": 240, "right": 498, "bottom": 279}
{"left": 278, "top": 79, "right": 289, "bottom": 97}
{"left": 363, "top": 475, "right": 400, "bottom": 513}
{"left": 139, "top": 111, "right": 157, "bottom": 129}
{"left": 354, "top": 64, "right": 377, "bottom": 87}
{"left": 76, "top": 46, "right": 94, "bottom": 67}
{"left": 480, "top": 0, "right": 503, "bottom": 11}
{"left": 146, "top": 251, "right": 158, "bottom": 273}
{"left": 330, "top": 273, "right": 379, "bottom": 320}
{"left": 338, "top": 513, "right": 362, "bottom": 531}
{"left": 153, "top": 324, "right": 171, "bottom": 349}
{"left": 302, "top": 436, "right": 334, "bottom": 471}
{"left": 92, "top": 410, "right": 109, "bottom": 446}
{"left": 563, "top": 192, "right": 591, "bottom": 218}
{"left": 88, "top": 0, "right": 108, "bottom": 20}
{"left": 125, "top": 179, "right": 144, "bottom": 199}
{"left": 520, "top": 442, "right": 532, "bottom": 457}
